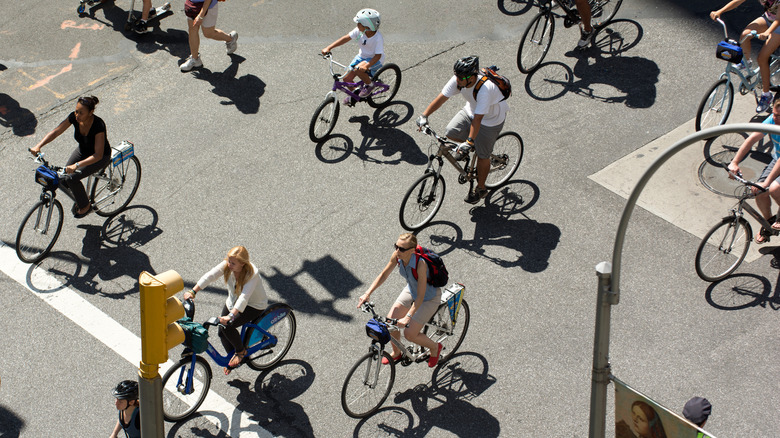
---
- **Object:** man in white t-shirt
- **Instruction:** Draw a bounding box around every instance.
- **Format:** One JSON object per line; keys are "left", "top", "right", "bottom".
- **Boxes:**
{"left": 416, "top": 56, "right": 509, "bottom": 204}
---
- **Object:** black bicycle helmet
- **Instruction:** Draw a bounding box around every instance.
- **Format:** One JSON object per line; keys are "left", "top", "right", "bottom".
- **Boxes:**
{"left": 453, "top": 56, "right": 479, "bottom": 77}
{"left": 112, "top": 380, "right": 138, "bottom": 400}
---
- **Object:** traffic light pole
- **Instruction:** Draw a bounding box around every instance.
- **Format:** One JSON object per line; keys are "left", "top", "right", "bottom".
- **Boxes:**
{"left": 587, "top": 124, "right": 780, "bottom": 437}
{"left": 139, "top": 368, "right": 164, "bottom": 438}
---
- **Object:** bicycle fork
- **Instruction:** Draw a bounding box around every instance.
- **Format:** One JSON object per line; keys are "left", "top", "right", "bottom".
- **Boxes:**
{"left": 362, "top": 344, "right": 385, "bottom": 389}
{"left": 176, "top": 354, "right": 198, "bottom": 395}
{"left": 34, "top": 194, "right": 56, "bottom": 234}
{"left": 719, "top": 214, "right": 743, "bottom": 254}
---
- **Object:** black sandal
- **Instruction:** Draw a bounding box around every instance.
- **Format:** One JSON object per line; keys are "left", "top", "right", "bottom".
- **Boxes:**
{"left": 757, "top": 226, "right": 771, "bottom": 244}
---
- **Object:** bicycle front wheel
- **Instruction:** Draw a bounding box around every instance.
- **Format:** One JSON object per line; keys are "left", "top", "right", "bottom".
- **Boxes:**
{"left": 424, "top": 299, "right": 470, "bottom": 364}
{"left": 695, "top": 78, "right": 734, "bottom": 133}
{"left": 16, "top": 199, "right": 64, "bottom": 264}
{"left": 517, "top": 11, "right": 555, "bottom": 74}
{"left": 341, "top": 351, "right": 396, "bottom": 418}
{"left": 590, "top": 0, "right": 622, "bottom": 27}
{"left": 309, "top": 95, "right": 340, "bottom": 142}
{"left": 245, "top": 304, "right": 297, "bottom": 371}
{"left": 367, "top": 63, "right": 401, "bottom": 108}
{"left": 695, "top": 217, "right": 751, "bottom": 282}
{"left": 485, "top": 132, "right": 523, "bottom": 188}
{"left": 92, "top": 156, "right": 141, "bottom": 217}
{"left": 161, "top": 355, "right": 212, "bottom": 422}
{"left": 399, "top": 173, "right": 446, "bottom": 231}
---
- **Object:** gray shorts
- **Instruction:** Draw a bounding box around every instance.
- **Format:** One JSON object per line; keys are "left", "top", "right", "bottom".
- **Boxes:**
{"left": 395, "top": 286, "right": 442, "bottom": 324}
{"left": 759, "top": 157, "right": 780, "bottom": 183}
{"left": 445, "top": 109, "right": 504, "bottom": 159}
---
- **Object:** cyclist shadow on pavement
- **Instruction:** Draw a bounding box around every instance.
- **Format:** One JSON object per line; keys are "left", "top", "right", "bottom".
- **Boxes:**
{"left": 261, "top": 255, "right": 362, "bottom": 322}
{"left": 704, "top": 263, "right": 780, "bottom": 311}
{"left": 314, "top": 102, "right": 426, "bottom": 165}
{"left": 227, "top": 359, "right": 316, "bottom": 437}
{"left": 525, "top": 20, "right": 657, "bottom": 108}
{"left": 192, "top": 55, "right": 265, "bottom": 114}
{"left": 0, "top": 93, "right": 37, "bottom": 137}
{"left": 353, "top": 352, "right": 500, "bottom": 437}
{"left": 0, "top": 405, "right": 24, "bottom": 438}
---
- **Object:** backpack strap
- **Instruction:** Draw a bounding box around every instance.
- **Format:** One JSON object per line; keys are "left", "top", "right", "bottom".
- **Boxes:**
{"left": 473, "top": 75, "right": 488, "bottom": 100}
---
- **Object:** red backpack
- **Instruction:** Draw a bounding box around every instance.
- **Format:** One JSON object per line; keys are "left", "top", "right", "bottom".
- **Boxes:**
{"left": 398, "top": 246, "right": 449, "bottom": 288}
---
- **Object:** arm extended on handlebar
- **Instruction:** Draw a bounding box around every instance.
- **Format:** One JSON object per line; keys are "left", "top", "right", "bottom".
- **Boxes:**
{"left": 729, "top": 169, "right": 768, "bottom": 193}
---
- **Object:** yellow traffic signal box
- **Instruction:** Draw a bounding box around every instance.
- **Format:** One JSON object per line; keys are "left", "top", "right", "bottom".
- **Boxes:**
{"left": 139, "top": 270, "right": 185, "bottom": 377}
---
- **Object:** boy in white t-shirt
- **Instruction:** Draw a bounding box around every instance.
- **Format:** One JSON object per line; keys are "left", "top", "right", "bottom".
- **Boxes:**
{"left": 321, "top": 9, "right": 385, "bottom": 103}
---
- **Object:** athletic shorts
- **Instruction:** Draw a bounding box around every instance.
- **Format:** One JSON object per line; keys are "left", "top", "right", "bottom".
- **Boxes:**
{"left": 395, "top": 286, "right": 442, "bottom": 324}
{"left": 187, "top": 1, "right": 219, "bottom": 28}
{"left": 445, "top": 109, "right": 505, "bottom": 159}
{"left": 349, "top": 55, "right": 383, "bottom": 77}
{"left": 759, "top": 157, "right": 780, "bottom": 184}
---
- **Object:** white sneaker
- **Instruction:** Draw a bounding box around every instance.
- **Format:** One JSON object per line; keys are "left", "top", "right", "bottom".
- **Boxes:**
{"left": 180, "top": 55, "right": 202, "bottom": 72}
{"left": 577, "top": 27, "right": 594, "bottom": 49}
{"left": 226, "top": 31, "right": 238, "bottom": 55}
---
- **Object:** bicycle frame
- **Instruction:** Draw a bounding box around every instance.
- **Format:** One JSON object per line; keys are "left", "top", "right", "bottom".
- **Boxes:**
{"left": 422, "top": 127, "right": 482, "bottom": 188}
{"left": 321, "top": 54, "right": 390, "bottom": 102}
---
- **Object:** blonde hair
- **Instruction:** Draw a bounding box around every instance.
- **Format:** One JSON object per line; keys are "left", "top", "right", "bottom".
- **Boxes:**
{"left": 222, "top": 246, "right": 254, "bottom": 295}
{"left": 398, "top": 232, "right": 417, "bottom": 248}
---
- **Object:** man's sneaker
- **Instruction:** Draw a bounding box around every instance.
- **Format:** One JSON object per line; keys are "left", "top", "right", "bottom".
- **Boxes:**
{"left": 342, "top": 95, "right": 355, "bottom": 106}
{"left": 180, "top": 55, "right": 203, "bottom": 72}
{"left": 133, "top": 19, "right": 149, "bottom": 34}
{"left": 757, "top": 91, "right": 773, "bottom": 113}
{"left": 577, "top": 27, "right": 593, "bottom": 49}
{"left": 464, "top": 187, "right": 488, "bottom": 204}
{"left": 358, "top": 83, "right": 375, "bottom": 98}
{"left": 226, "top": 31, "right": 239, "bottom": 55}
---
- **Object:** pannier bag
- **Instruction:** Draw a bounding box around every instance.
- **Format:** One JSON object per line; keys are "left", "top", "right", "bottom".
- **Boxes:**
{"left": 716, "top": 39, "right": 743, "bottom": 64}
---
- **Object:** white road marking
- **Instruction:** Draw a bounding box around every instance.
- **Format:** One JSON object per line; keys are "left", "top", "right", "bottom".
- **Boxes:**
{"left": 0, "top": 242, "right": 272, "bottom": 437}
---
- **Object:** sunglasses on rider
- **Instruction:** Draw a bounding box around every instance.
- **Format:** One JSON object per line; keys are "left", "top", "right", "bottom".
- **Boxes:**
{"left": 394, "top": 244, "right": 414, "bottom": 252}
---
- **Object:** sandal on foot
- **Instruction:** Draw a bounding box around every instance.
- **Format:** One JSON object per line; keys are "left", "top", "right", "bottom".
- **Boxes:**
{"left": 381, "top": 353, "right": 402, "bottom": 365}
{"left": 228, "top": 349, "right": 246, "bottom": 368}
{"left": 224, "top": 365, "right": 236, "bottom": 376}
{"left": 757, "top": 227, "right": 771, "bottom": 244}
{"left": 771, "top": 221, "right": 780, "bottom": 231}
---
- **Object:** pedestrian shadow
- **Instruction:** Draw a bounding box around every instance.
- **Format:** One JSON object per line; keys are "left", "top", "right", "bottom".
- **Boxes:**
{"left": 192, "top": 55, "right": 265, "bottom": 114}
{"left": 227, "top": 359, "right": 316, "bottom": 437}
{"left": 0, "top": 93, "right": 37, "bottom": 136}
{"left": 0, "top": 405, "right": 24, "bottom": 438}
{"left": 525, "top": 20, "right": 656, "bottom": 108}
{"left": 261, "top": 254, "right": 363, "bottom": 322}
{"left": 313, "top": 102, "right": 426, "bottom": 166}
{"left": 414, "top": 180, "right": 557, "bottom": 272}
{"left": 353, "top": 352, "right": 500, "bottom": 437}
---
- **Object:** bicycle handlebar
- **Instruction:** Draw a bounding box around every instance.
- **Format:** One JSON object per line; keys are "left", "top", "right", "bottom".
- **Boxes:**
{"left": 715, "top": 18, "right": 759, "bottom": 43}
{"left": 360, "top": 302, "right": 399, "bottom": 326}
{"left": 418, "top": 124, "right": 458, "bottom": 148}
{"left": 728, "top": 169, "right": 767, "bottom": 193}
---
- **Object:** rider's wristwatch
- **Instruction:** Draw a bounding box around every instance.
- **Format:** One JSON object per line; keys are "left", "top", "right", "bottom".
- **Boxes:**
{"left": 466, "top": 137, "right": 475, "bottom": 145}
{"left": 75, "top": 162, "right": 81, "bottom": 169}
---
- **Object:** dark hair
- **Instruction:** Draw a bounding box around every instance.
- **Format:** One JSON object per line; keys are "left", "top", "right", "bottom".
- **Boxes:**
{"left": 77, "top": 95, "right": 99, "bottom": 112}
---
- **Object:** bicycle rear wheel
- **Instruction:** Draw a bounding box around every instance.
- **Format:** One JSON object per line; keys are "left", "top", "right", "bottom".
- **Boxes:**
{"left": 161, "top": 355, "right": 212, "bottom": 422}
{"left": 517, "top": 11, "right": 554, "bottom": 74}
{"left": 590, "top": 0, "right": 622, "bottom": 27}
{"left": 484, "top": 132, "right": 523, "bottom": 188}
{"left": 695, "top": 78, "right": 734, "bottom": 133}
{"left": 367, "top": 63, "right": 401, "bottom": 108}
{"left": 245, "top": 304, "right": 297, "bottom": 371}
{"left": 695, "top": 217, "right": 751, "bottom": 282}
{"left": 309, "top": 95, "right": 340, "bottom": 142}
{"left": 399, "top": 173, "right": 446, "bottom": 231}
{"left": 92, "top": 156, "right": 141, "bottom": 217}
{"left": 16, "top": 199, "right": 64, "bottom": 264}
{"left": 341, "top": 351, "right": 396, "bottom": 418}
{"left": 424, "top": 299, "right": 469, "bottom": 364}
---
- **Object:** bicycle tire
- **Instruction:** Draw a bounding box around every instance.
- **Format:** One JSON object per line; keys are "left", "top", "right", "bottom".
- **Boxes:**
{"left": 367, "top": 63, "right": 402, "bottom": 108}
{"left": 497, "top": 0, "right": 534, "bottom": 16}
{"left": 695, "top": 78, "right": 734, "bottom": 134}
{"left": 590, "top": 0, "right": 622, "bottom": 27}
{"left": 15, "top": 199, "right": 64, "bottom": 264}
{"left": 309, "top": 95, "right": 340, "bottom": 142}
{"left": 341, "top": 351, "right": 396, "bottom": 418}
{"left": 245, "top": 304, "right": 297, "bottom": 371}
{"left": 161, "top": 355, "right": 212, "bottom": 422}
{"left": 484, "top": 132, "right": 524, "bottom": 188}
{"left": 695, "top": 217, "right": 751, "bottom": 282}
{"left": 92, "top": 155, "right": 142, "bottom": 217}
{"left": 399, "top": 173, "right": 446, "bottom": 231}
{"left": 517, "top": 11, "right": 555, "bottom": 74}
{"left": 424, "top": 299, "right": 469, "bottom": 364}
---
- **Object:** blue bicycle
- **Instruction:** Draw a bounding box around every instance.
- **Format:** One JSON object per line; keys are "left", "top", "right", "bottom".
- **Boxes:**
{"left": 161, "top": 299, "right": 296, "bottom": 422}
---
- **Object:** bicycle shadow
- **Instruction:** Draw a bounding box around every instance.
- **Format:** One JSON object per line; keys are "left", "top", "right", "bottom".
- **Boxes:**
{"left": 261, "top": 255, "right": 363, "bottom": 322}
{"left": 0, "top": 93, "right": 37, "bottom": 137}
{"left": 497, "top": 0, "right": 535, "bottom": 16}
{"left": 226, "top": 359, "right": 316, "bottom": 437}
{"left": 0, "top": 404, "right": 25, "bottom": 438}
{"left": 192, "top": 55, "right": 266, "bottom": 114}
{"left": 22, "top": 206, "right": 162, "bottom": 298}
{"left": 353, "top": 352, "right": 500, "bottom": 437}
{"left": 313, "top": 102, "right": 427, "bottom": 166}
{"left": 525, "top": 20, "right": 656, "bottom": 108}
{"left": 705, "top": 247, "right": 780, "bottom": 310}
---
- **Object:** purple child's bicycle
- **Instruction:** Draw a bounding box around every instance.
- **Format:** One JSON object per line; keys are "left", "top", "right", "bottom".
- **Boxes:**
{"left": 309, "top": 53, "right": 402, "bottom": 142}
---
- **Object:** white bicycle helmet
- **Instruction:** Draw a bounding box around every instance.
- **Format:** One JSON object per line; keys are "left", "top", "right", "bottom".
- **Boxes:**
{"left": 354, "top": 8, "right": 380, "bottom": 32}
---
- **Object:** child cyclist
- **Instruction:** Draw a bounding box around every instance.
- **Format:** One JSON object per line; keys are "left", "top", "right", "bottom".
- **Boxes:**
{"left": 321, "top": 9, "right": 384, "bottom": 105}
{"left": 711, "top": 0, "right": 780, "bottom": 112}
{"left": 110, "top": 380, "right": 140, "bottom": 438}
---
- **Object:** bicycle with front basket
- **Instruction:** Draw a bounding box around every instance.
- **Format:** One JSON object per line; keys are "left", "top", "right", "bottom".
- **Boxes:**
{"left": 695, "top": 19, "right": 780, "bottom": 133}
{"left": 341, "top": 283, "right": 469, "bottom": 418}
{"left": 516, "top": 0, "right": 622, "bottom": 73}
{"left": 399, "top": 124, "right": 523, "bottom": 231}
{"left": 309, "top": 53, "right": 402, "bottom": 142}
{"left": 694, "top": 170, "right": 777, "bottom": 282}
{"left": 161, "top": 299, "right": 296, "bottom": 422}
{"left": 15, "top": 142, "right": 141, "bottom": 264}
